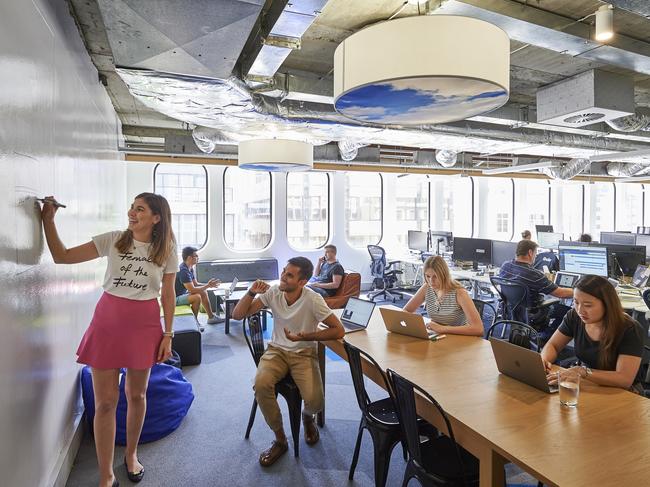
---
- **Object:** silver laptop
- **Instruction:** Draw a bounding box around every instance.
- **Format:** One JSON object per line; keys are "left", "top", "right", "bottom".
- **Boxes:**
{"left": 380, "top": 308, "right": 437, "bottom": 339}
{"left": 489, "top": 337, "right": 558, "bottom": 393}
{"left": 228, "top": 277, "right": 239, "bottom": 295}
{"left": 340, "top": 297, "right": 376, "bottom": 333}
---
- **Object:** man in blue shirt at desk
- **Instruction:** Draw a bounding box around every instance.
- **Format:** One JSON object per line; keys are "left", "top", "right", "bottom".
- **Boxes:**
{"left": 308, "top": 244, "right": 344, "bottom": 297}
{"left": 175, "top": 246, "right": 221, "bottom": 326}
{"left": 499, "top": 240, "right": 573, "bottom": 334}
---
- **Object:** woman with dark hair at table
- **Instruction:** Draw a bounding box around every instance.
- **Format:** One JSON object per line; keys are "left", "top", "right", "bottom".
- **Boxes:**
{"left": 541, "top": 275, "right": 644, "bottom": 391}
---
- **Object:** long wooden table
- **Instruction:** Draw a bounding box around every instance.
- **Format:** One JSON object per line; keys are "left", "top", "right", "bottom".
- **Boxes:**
{"left": 320, "top": 307, "right": 650, "bottom": 487}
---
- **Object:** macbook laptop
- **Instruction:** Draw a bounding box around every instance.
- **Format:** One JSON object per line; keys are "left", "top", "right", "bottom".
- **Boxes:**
{"left": 380, "top": 308, "right": 437, "bottom": 339}
{"left": 489, "top": 337, "right": 558, "bottom": 393}
{"left": 340, "top": 297, "right": 376, "bottom": 333}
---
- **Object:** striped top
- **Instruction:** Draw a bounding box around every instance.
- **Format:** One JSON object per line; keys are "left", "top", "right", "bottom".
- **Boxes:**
{"left": 425, "top": 286, "right": 467, "bottom": 326}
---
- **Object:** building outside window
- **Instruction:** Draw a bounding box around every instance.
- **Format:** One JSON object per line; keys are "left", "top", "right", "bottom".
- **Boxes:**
{"left": 585, "top": 182, "right": 614, "bottom": 240}
{"left": 154, "top": 163, "right": 207, "bottom": 250}
{"left": 345, "top": 172, "right": 382, "bottom": 247}
{"left": 395, "top": 175, "right": 428, "bottom": 247}
{"left": 223, "top": 167, "right": 271, "bottom": 250}
{"left": 287, "top": 172, "right": 329, "bottom": 249}
{"left": 476, "top": 177, "right": 513, "bottom": 240}
{"left": 615, "top": 183, "right": 643, "bottom": 232}
{"left": 514, "top": 179, "right": 549, "bottom": 237}
{"left": 430, "top": 175, "right": 473, "bottom": 237}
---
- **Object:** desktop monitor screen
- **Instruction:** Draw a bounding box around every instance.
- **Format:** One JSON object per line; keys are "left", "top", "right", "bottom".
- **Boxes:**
{"left": 429, "top": 230, "right": 453, "bottom": 254}
{"left": 491, "top": 240, "right": 517, "bottom": 268}
{"left": 558, "top": 245, "right": 608, "bottom": 277}
{"left": 558, "top": 240, "right": 588, "bottom": 247}
{"left": 596, "top": 243, "right": 646, "bottom": 277}
{"left": 452, "top": 237, "right": 492, "bottom": 265}
{"left": 600, "top": 232, "right": 637, "bottom": 246}
{"left": 537, "top": 232, "right": 564, "bottom": 249}
{"left": 407, "top": 230, "right": 429, "bottom": 252}
{"left": 635, "top": 234, "right": 650, "bottom": 258}
{"left": 535, "top": 225, "right": 553, "bottom": 235}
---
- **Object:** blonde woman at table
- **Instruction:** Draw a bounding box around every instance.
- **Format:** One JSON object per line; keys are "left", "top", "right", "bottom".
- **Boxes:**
{"left": 541, "top": 275, "right": 645, "bottom": 392}
{"left": 402, "top": 256, "right": 484, "bottom": 337}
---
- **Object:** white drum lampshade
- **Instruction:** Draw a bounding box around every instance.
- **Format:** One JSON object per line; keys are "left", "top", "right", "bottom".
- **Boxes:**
{"left": 333, "top": 16, "right": 510, "bottom": 125}
{"left": 238, "top": 139, "right": 313, "bottom": 172}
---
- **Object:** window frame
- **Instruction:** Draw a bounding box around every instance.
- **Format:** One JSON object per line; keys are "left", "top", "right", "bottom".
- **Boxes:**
{"left": 344, "top": 171, "right": 383, "bottom": 248}
{"left": 153, "top": 162, "right": 208, "bottom": 251}
{"left": 222, "top": 167, "right": 273, "bottom": 251}
{"left": 285, "top": 172, "right": 331, "bottom": 250}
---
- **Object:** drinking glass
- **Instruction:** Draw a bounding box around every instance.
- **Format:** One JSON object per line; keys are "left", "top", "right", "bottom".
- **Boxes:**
{"left": 558, "top": 369, "right": 580, "bottom": 407}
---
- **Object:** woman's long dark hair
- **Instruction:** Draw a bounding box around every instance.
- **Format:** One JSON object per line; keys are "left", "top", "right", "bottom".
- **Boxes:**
{"left": 574, "top": 275, "right": 634, "bottom": 369}
{"left": 115, "top": 193, "right": 176, "bottom": 267}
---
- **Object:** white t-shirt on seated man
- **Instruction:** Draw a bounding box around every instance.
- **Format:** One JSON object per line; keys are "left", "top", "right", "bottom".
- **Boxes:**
{"left": 231, "top": 256, "right": 344, "bottom": 468}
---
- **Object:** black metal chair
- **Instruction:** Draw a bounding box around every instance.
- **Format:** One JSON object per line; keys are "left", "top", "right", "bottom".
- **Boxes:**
{"left": 367, "top": 244, "right": 405, "bottom": 302}
{"left": 344, "top": 340, "right": 407, "bottom": 487}
{"left": 472, "top": 298, "right": 497, "bottom": 332}
{"left": 243, "top": 312, "right": 303, "bottom": 457}
{"left": 486, "top": 320, "right": 541, "bottom": 351}
{"left": 387, "top": 368, "right": 480, "bottom": 487}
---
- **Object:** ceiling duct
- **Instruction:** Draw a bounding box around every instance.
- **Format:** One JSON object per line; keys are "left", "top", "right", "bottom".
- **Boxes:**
{"left": 246, "top": 0, "right": 328, "bottom": 79}
{"left": 338, "top": 140, "right": 366, "bottom": 162}
{"left": 606, "top": 112, "right": 650, "bottom": 132}
{"left": 540, "top": 158, "right": 591, "bottom": 180}
{"left": 435, "top": 149, "right": 458, "bottom": 168}
{"left": 606, "top": 162, "right": 650, "bottom": 178}
{"left": 537, "top": 70, "right": 635, "bottom": 128}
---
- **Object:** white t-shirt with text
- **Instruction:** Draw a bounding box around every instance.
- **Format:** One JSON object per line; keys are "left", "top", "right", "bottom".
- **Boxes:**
{"left": 259, "top": 285, "right": 333, "bottom": 352}
{"left": 92, "top": 231, "right": 178, "bottom": 300}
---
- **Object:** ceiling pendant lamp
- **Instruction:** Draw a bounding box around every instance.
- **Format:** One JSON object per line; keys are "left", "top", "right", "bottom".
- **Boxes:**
{"left": 333, "top": 15, "right": 510, "bottom": 126}
{"left": 238, "top": 139, "right": 313, "bottom": 172}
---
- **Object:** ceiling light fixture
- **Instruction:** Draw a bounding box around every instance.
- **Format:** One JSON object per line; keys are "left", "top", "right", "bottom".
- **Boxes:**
{"left": 238, "top": 139, "right": 313, "bottom": 172}
{"left": 481, "top": 160, "right": 557, "bottom": 175}
{"left": 333, "top": 16, "right": 510, "bottom": 126}
{"left": 595, "top": 4, "right": 614, "bottom": 42}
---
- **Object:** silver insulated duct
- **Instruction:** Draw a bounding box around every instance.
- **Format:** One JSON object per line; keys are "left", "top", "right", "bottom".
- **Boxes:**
{"left": 605, "top": 113, "right": 650, "bottom": 132}
{"left": 540, "top": 158, "right": 591, "bottom": 180}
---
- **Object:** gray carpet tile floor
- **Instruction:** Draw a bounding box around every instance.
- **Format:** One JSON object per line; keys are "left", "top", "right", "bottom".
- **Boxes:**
{"left": 66, "top": 297, "right": 539, "bottom": 487}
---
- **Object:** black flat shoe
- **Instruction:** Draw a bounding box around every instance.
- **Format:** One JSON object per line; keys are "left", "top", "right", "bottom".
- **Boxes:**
{"left": 124, "top": 457, "right": 145, "bottom": 483}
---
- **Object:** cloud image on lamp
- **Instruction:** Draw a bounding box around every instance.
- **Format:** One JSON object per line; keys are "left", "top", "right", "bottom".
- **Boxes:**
{"left": 335, "top": 77, "right": 508, "bottom": 125}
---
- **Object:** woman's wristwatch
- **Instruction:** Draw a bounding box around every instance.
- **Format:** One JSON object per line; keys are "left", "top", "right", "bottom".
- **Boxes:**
{"left": 581, "top": 365, "right": 592, "bottom": 377}
{"left": 163, "top": 331, "right": 174, "bottom": 338}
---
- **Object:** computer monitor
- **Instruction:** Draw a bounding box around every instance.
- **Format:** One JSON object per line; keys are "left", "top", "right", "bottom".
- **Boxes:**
{"left": 594, "top": 243, "right": 646, "bottom": 277}
{"left": 535, "top": 224, "right": 554, "bottom": 235}
{"left": 537, "top": 232, "right": 564, "bottom": 249}
{"left": 429, "top": 230, "right": 453, "bottom": 255}
{"left": 635, "top": 234, "right": 650, "bottom": 258}
{"left": 491, "top": 240, "right": 517, "bottom": 268}
{"left": 558, "top": 239, "right": 589, "bottom": 247}
{"left": 600, "top": 232, "right": 637, "bottom": 246}
{"left": 407, "top": 230, "right": 429, "bottom": 252}
{"left": 452, "top": 237, "right": 492, "bottom": 267}
{"left": 558, "top": 245, "right": 608, "bottom": 277}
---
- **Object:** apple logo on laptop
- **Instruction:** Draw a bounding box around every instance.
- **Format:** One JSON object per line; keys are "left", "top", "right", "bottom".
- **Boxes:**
{"left": 400, "top": 320, "right": 408, "bottom": 328}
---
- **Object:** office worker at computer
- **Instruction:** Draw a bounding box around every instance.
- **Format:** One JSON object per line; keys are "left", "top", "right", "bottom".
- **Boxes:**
{"left": 402, "top": 256, "right": 484, "bottom": 336}
{"left": 232, "top": 257, "right": 344, "bottom": 467}
{"left": 578, "top": 233, "right": 593, "bottom": 242}
{"left": 499, "top": 240, "right": 573, "bottom": 331}
{"left": 541, "top": 275, "right": 644, "bottom": 392}
{"left": 521, "top": 229, "right": 532, "bottom": 240}
{"left": 308, "top": 244, "right": 344, "bottom": 297}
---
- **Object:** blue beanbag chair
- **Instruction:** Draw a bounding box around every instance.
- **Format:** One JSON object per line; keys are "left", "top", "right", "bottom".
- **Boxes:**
{"left": 81, "top": 364, "right": 194, "bottom": 444}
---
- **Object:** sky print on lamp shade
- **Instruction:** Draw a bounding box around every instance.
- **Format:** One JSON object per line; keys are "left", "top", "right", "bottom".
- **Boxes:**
{"left": 335, "top": 77, "right": 509, "bottom": 125}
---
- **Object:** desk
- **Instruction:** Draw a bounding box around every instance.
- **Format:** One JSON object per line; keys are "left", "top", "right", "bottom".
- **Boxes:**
{"left": 321, "top": 306, "right": 650, "bottom": 487}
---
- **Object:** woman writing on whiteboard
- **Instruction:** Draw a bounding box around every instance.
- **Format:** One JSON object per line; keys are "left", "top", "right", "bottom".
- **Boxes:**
{"left": 541, "top": 275, "right": 644, "bottom": 391}
{"left": 403, "top": 255, "right": 484, "bottom": 337}
{"left": 40, "top": 193, "right": 177, "bottom": 487}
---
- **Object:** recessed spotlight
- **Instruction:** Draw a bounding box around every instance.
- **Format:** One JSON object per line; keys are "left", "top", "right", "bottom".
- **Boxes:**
{"left": 595, "top": 4, "right": 614, "bottom": 42}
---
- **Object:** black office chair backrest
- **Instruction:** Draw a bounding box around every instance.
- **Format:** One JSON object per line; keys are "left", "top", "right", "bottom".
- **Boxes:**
{"left": 367, "top": 245, "right": 387, "bottom": 279}
{"left": 387, "top": 369, "right": 470, "bottom": 485}
{"left": 472, "top": 298, "right": 496, "bottom": 329}
{"left": 490, "top": 276, "right": 529, "bottom": 323}
{"left": 243, "top": 313, "right": 271, "bottom": 366}
{"left": 343, "top": 340, "right": 393, "bottom": 416}
{"left": 486, "top": 320, "right": 540, "bottom": 350}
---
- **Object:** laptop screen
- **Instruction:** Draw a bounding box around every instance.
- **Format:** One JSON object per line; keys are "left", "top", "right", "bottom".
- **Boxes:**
{"left": 229, "top": 277, "right": 238, "bottom": 294}
{"left": 632, "top": 265, "right": 650, "bottom": 288}
{"left": 341, "top": 297, "right": 375, "bottom": 328}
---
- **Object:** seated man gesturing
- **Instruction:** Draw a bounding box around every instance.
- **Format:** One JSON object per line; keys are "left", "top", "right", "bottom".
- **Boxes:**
{"left": 232, "top": 257, "right": 344, "bottom": 467}
{"left": 174, "top": 246, "right": 221, "bottom": 326}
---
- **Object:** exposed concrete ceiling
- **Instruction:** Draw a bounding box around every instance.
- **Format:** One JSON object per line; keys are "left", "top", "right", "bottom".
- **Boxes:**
{"left": 67, "top": 0, "right": 650, "bottom": 172}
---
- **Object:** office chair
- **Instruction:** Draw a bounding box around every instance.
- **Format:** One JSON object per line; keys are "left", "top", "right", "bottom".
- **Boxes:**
{"left": 486, "top": 320, "right": 541, "bottom": 351}
{"left": 489, "top": 276, "right": 530, "bottom": 323}
{"left": 367, "top": 245, "right": 405, "bottom": 302}
{"left": 387, "top": 369, "right": 480, "bottom": 487}
{"left": 243, "top": 312, "right": 303, "bottom": 457}
{"left": 472, "top": 298, "right": 497, "bottom": 333}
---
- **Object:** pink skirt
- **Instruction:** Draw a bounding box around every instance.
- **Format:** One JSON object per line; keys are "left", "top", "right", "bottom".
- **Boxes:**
{"left": 77, "top": 292, "right": 162, "bottom": 370}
